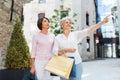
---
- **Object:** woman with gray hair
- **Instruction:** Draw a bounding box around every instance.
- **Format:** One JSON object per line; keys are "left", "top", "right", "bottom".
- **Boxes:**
{"left": 52, "top": 16, "right": 109, "bottom": 80}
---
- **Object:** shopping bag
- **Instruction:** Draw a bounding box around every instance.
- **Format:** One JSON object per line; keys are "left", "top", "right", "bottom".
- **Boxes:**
{"left": 69, "top": 57, "right": 76, "bottom": 77}
{"left": 45, "top": 55, "right": 74, "bottom": 79}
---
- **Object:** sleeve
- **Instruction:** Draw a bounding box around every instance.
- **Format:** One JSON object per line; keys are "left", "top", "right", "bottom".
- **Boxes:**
{"left": 74, "top": 28, "right": 88, "bottom": 43}
{"left": 52, "top": 37, "right": 59, "bottom": 56}
{"left": 31, "top": 35, "right": 37, "bottom": 58}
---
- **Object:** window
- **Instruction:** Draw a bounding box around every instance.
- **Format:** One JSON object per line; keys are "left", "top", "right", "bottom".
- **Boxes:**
{"left": 38, "top": 13, "right": 45, "bottom": 19}
{"left": 86, "top": 36, "right": 90, "bottom": 52}
{"left": 86, "top": 12, "right": 89, "bottom": 26}
{"left": 39, "top": 0, "right": 46, "bottom": 3}
{"left": 10, "top": 0, "right": 14, "bottom": 21}
{"left": 21, "top": 7, "right": 24, "bottom": 25}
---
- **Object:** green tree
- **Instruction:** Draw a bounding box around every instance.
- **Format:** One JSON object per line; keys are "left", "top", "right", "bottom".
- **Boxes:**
{"left": 49, "top": 9, "right": 61, "bottom": 36}
{"left": 5, "top": 16, "right": 30, "bottom": 69}
{"left": 49, "top": 9, "right": 77, "bottom": 36}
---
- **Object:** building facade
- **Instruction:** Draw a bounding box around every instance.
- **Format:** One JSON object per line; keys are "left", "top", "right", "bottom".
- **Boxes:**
{"left": 96, "top": 0, "right": 117, "bottom": 58}
{"left": 117, "top": 0, "right": 120, "bottom": 57}
{"left": 0, "top": 0, "right": 32, "bottom": 69}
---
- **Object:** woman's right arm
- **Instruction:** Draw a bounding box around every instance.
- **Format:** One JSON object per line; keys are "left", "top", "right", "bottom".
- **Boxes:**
{"left": 30, "top": 35, "right": 37, "bottom": 74}
{"left": 30, "top": 58, "right": 35, "bottom": 74}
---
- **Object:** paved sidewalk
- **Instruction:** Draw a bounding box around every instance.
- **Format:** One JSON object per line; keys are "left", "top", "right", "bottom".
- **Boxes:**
{"left": 53, "top": 58, "right": 120, "bottom": 80}
{"left": 82, "top": 58, "right": 120, "bottom": 80}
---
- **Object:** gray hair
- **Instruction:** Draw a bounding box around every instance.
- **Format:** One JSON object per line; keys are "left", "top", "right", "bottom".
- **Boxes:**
{"left": 60, "top": 17, "right": 71, "bottom": 27}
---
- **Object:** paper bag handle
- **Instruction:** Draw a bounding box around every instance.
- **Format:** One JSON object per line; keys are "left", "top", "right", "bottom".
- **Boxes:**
{"left": 62, "top": 49, "right": 67, "bottom": 57}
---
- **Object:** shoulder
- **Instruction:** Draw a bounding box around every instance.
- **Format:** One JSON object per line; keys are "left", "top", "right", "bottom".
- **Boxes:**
{"left": 48, "top": 33, "right": 55, "bottom": 39}
{"left": 54, "top": 34, "right": 62, "bottom": 42}
{"left": 32, "top": 32, "right": 40, "bottom": 40}
{"left": 55, "top": 34, "right": 63, "bottom": 39}
{"left": 33, "top": 32, "right": 39, "bottom": 37}
{"left": 49, "top": 33, "right": 55, "bottom": 37}
{"left": 31, "top": 33, "right": 38, "bottom": 41}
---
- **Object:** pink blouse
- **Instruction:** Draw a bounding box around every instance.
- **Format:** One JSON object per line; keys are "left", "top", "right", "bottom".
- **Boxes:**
{"left": 31, "top": 32, "right": 55, "bottom": 60}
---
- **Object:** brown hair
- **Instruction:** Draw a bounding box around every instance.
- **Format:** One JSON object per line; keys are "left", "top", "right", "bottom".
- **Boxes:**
{"left": 37, "top": 17, "right": 50, "bottom": 30}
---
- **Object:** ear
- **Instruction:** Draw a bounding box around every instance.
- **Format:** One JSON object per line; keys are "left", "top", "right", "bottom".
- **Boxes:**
{"left": 61, "top": 25, "right": 63, "bottom": 29}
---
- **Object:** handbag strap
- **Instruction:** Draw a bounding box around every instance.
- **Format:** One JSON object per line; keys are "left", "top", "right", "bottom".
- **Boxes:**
{"left": 62, "top": 50, "right": 67, "bottom": 57}
{"left": 54, "top": 49, "right": 67, "bottom": 57}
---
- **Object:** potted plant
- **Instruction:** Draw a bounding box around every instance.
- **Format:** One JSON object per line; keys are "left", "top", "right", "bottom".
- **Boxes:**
{"left": 0, "top": 16, "right": 30, "bottom": 80}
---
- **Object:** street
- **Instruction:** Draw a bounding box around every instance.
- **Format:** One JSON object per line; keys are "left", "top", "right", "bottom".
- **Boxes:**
{"left": 82, "top": 58, "right": 120, "bottom": 80}
{"left": 53, "top": 58, "right": 120, "bottom": 80}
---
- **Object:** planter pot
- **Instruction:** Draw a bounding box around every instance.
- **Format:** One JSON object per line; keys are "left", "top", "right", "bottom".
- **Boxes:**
{"left": 0, "top": 68, "right": 29, "bottom": 80}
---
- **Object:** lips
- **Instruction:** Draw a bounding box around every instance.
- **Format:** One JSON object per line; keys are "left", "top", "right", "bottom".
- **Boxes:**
{"left": 66, "top": 25, "right": 71, "bottom": 28}
{"left": 46, "top": 24, "right": 49, "bottom": 27}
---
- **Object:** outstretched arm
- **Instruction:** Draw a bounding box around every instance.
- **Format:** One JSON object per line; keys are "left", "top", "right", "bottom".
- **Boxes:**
{"left": 87, "top": 15, "right": 109, "bottom": 34}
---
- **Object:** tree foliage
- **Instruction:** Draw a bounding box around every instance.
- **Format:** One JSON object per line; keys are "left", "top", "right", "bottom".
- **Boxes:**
{"left": 5, "top": 16, "right": 30, "bottom": 69}
{"left": 49, "top": 8, "right": 77, "bottom": 36}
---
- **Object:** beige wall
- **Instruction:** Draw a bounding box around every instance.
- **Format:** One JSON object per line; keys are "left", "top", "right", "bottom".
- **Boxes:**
{"left": 73, "top": 0, "right": 96, "bottom": 61}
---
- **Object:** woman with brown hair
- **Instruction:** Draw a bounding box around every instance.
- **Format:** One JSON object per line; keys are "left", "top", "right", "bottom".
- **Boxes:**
{"left": 30, "top": 17, "right": 55, "bottom": 80}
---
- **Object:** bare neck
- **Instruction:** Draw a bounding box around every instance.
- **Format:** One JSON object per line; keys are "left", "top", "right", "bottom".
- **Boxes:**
{"left": 41, "top": 29, "right": 48, "bottom": 34}
{"left": 63, "top": 30, "right": 70, "bottom": 38}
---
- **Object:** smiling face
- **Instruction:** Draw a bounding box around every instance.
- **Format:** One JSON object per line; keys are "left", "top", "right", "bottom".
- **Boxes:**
{"left": 61, "top": 19, "right": 71, "bottom": 31}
